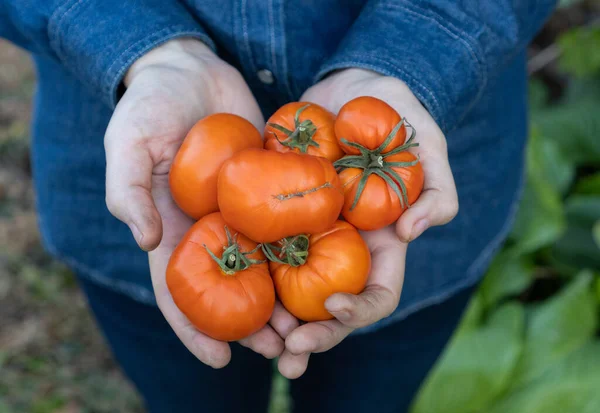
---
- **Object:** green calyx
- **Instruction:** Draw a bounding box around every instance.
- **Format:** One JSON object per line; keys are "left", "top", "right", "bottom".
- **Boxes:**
{"left": 333, "top": 118, "right": 419, "bottom": 211}
{"left": 267, "top": 104, "right": 320, "bottom": 153}
{"left": 261, "top": 235, "right": 310, "bottom": 267}
{"left": 204, "top": 226, "right": 265, "bottom": 275}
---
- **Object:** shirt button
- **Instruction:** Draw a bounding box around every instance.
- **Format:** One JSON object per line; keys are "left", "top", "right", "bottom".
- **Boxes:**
{"left": 257, "top": 69, "right": 275, "bottom": 85}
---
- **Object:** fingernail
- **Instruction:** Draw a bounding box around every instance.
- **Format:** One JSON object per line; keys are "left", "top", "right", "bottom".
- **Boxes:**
{"left": 331, "top": 310, "right": 352, "bottom": 322}
{"left": 410, "top": 219, "right": 429, "bottom": 241}
{"left": 129, "top": 223, "right": 145, "bottom": 249}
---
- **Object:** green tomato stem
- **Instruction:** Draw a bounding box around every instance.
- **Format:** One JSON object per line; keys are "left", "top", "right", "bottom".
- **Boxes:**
{"left": 333, "top": 118, "right": 420, "bottom": 211}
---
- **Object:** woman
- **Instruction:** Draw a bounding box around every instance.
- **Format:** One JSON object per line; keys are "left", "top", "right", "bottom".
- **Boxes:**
{"left": 1, "top": 1, "right": 555, "bottom": 412}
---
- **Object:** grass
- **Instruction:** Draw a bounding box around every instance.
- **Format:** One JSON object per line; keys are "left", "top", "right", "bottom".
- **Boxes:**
{"left": 0, "top": 40, "right": 143, "bottom": 413}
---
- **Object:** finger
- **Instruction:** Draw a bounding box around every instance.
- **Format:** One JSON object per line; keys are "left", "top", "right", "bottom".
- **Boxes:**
{"left": 148, "top": 179, "right": 231, "bottom": 368}
{"left": 326, "top": 227, "right": 407, "bottom": 328}
{"left": 154, "top": 283, "right": 232, "bottom": 368}
{"left": 238, "top": 324, "right": 285, "bottom": 359}
{"left": 278, "top": 350, "right": 311, "bottom": 380}
{"left": 285, "top": 319, "right": 353, "bottom": 355}
{"left": 150, "top": 247, "right": 231, "bottom": 368}
{"left": 301, "top": 72, "right": 459, "bottom": 243}
{"left": 396, "top": 141, "right": 459, "bottom": 242}
{"left": 270, "top": 301, "right": 300, "bottom": 339}
{"left": 104, "top": 104, "right": 163, "bottom": 251}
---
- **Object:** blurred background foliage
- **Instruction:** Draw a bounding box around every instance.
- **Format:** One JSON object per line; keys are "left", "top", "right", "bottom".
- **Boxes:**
{"left": 411, "top": 1, "right": 600, "bottom": 412}
{"left": 0, "top": 1, "right": 599, "bottom": 412}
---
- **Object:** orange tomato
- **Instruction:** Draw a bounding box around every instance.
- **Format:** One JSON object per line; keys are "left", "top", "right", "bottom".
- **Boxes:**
{"left": 333, "top": 97, "right": 424, "bottom": 230}
{"left": 266, "top": 221, "right": 371, "bottom": 322}
{"left": 339, "top": 152, "right": 424, "bottom": 230}
{"left": 169, "top": 114, "right": 262, "bottom": 220}
{"left": 217, "top": 148, "right": 344, "bottom": 243}
{"left": 265, "top": 102, "right": 344, "bottom": 162}
{"left": 334, "top": 96, "right": 406, "bottom": 154}
{"left": 166, "top": 212, "right": 274, "bottom": 342}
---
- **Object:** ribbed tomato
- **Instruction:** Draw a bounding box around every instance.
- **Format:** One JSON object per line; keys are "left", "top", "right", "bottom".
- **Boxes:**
{"left": 334, "top": 97, "right": 424, "bottom": 230}
{"left": 334, "top": 96, "right": 406, "bottom": 154}
{"left": 217, "top": 148, "right": 344, "bottom": 243}
{"left": 339, "top": 152, "right": 424, "bottom": 231}
{"left": 265, "top": 220, "right": 371, "bottom": 322}
{"left": 169, "top": 114, "right": 262, "bottom": 220}
{"left": 264, "top": 102, "right": 344, "bottom": 162}
{"left": 166, "top": 212, "right": 274, "bottom": 341}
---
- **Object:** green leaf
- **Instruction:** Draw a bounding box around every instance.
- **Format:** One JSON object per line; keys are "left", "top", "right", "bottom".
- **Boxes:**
{"left": 411, "top": 303, "right": 524, "bottom": 413}
{"left": 564, "top": 77, "right": 600, "bottom": 104}
{"left": 558, "top": 27, "right": 600, "bottom": 77}
{"left": 479, "top": 248, "right": 534, "bottom": 309}
{"left": 527, "top": 127, "right": 575, "bottom": 195}
{"left": 528, "top": 79, "right": 549, "bottom": 111}
{"left": 552, "top": 196, "right": 600, "bottom": 272}
{"left": 510, "top": 174, "right": 566, "bottom": 253}
{"left": 510, "top": 126, "right": 569, "bottom": 251}
{"left": 511, "top": 272, "right": 597, "bottom": 388}
{"left": 532, "top": 100, "right": 600, "bottom": 166}
{"left": 574, "top": 172, "right": 600, "bottom": 195}
{"left": 455, "top": 292, "right": 485, "bottom": 334}
{"left": 489, "top": 342, "right": 600, "bottom": 413}
{"left": 594, "top": 221, "right": 600, "bottom": 250}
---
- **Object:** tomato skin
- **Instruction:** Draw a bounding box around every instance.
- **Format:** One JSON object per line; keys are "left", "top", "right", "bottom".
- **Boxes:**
{"left": 169, "top": 114, "right": 262, "bottom": 220}
{"left": 339, "top": 152, "right": 424, "bottom": 231}
{"left": 334, "top": 96, "right": 406, "bottom": 155}
{"left": 264, "top": 102, "right": 344, "bottom": 162}
{"left": 333, "top": 96, "right": 424, "bottom": 231}
{"left": 217, "top": 148, "right": 344, "bottom": 243}
{"left": 270, "top": 221, "right": 371, "bottom": 322}
{"left": 166, "top": 212, "right": 274, "bottom": 342}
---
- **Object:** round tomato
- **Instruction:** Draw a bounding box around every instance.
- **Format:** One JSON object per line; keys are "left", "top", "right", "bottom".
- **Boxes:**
{"left": 334, "top": 96, "right": 406, "bottom": 154}
{"left": 217, "top": 148, "right": 344, "bottom": 243}
{"left": 169, "top": 113, "right": 262, "bottom": 220}
{"left": 166, "top": 212, "right": 274, "bottom": 342}
{"left": 339, "top": 152, "right": 424, "bottom": 230}
{"left": 265, "top": 102, "right": 344, "bottom": 162}
{"left": 333, "top": 96, "right": 424, "bottom": 230}
{"left": 265, "top": 220, "right": 371, "bottom": 322}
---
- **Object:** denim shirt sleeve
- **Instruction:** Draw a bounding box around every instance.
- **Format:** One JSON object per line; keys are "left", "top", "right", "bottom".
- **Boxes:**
{"left": 0, "top": 0, "right": 215, "bottom": 108}
{"left": 316, "top": 0, "right": 557, "bottom": 132}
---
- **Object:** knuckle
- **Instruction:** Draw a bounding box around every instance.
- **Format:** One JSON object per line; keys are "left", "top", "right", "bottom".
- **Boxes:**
{"left": 375, "top": 287, "right": 400, "bottom": 320}
{"left": 437, "top": 133, "right": 449, "bottom": 153}
{"left": 104, "top": 192, "right": 121, "bottom": 217}
{"left": 443, "top": 197, "right": 460, "bottom": 223}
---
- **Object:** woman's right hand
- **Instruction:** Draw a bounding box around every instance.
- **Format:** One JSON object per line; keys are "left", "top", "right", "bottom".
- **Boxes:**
{"left": 104, "top": 38, "right": 298, "bottom": 368}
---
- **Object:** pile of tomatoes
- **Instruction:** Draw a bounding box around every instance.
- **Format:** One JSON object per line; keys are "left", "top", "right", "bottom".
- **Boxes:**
{"left": 166, "top": 96, "right": 424, "bottom": 341}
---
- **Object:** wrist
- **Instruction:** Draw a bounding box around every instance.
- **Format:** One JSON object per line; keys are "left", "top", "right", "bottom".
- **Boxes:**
{"left": 124, "top": 38, "right": 217, "bottom": 87}
{"left": 324, "top": 68, "right": 381, "bottom": 85}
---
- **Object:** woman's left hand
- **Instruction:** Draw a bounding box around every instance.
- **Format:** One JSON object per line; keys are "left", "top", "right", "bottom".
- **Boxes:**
{"left": 274, "top": 68, "right": 459, "bottom": 379}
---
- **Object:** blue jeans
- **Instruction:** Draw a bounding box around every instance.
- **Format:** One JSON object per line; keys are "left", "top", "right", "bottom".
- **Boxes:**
{"left": 78, "top": 276, "right": 474, "bottom": 413}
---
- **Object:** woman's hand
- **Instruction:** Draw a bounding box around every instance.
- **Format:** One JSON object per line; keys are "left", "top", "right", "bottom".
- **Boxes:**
{"left": 103, "top": 38, "right": 295, "bottom": 368}
{"left": 275, "top": 68, "right": 459, "bottom": 379}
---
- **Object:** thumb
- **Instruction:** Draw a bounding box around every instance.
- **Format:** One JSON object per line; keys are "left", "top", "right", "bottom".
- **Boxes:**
{"left": 325, "top": 285, "right": 400, "bottom": 329}
{"left": 104, "top": 120, "right": 163, "bottom": 251}
{"left": 395, "top": 139, "right": 459, "bottom": 242}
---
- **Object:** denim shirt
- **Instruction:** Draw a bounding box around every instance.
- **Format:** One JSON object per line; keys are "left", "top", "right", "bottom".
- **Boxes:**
{"left": 1, "top": 0, "right": 556, "bottom": 333}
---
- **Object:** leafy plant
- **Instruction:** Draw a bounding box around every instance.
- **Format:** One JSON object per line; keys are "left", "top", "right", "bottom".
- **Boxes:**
{"left": 558, "top": 26, "right": 600, "bottom": 77}
{"left": 411, "top": 21, "right": 600, "bottom": 413}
